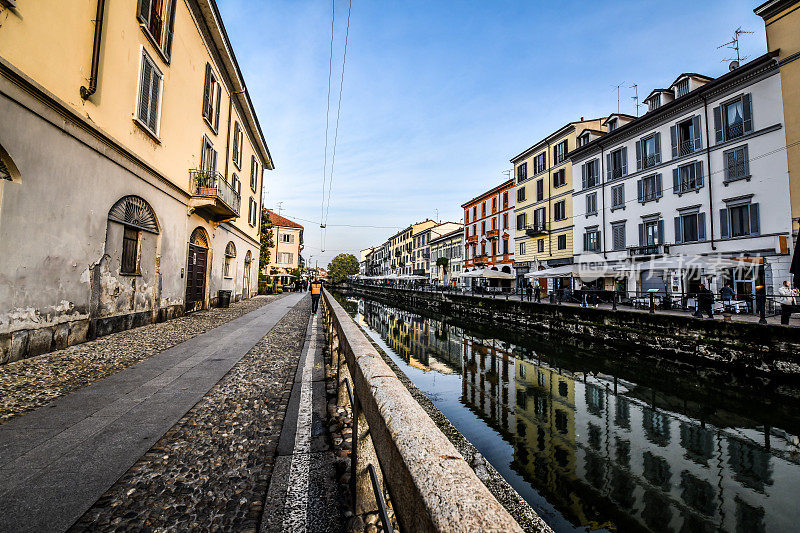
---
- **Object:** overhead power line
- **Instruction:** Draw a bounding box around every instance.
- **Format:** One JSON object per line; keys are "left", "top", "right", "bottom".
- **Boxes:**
{"left": 320, "top": 0, "right": 335, "bottom": 229}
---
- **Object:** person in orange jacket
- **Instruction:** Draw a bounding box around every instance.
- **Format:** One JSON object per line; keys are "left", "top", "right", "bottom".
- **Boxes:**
{"left": 310, "top": 278, "right": 323, "bottom": 314}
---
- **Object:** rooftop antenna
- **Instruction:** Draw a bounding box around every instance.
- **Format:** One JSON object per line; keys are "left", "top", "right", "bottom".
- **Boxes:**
{"left": 435, "top": 209, "right": 439, "bottom": 222}
{"left": 276, "top": 201, "right": 284, "bottom": 216}
{"left": 718, "top": 27, "right": 753, "bottom": 70}
{"left": 613, "top": 82, "right": 625, "bottom": 114}
{"left": 630, "top": 84, "right": 642, "bottom": 117}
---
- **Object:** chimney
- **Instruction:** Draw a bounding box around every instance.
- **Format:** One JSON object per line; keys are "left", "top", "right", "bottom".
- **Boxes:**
{"left": 581, "top": 116, "right": 584, "bottom": 121}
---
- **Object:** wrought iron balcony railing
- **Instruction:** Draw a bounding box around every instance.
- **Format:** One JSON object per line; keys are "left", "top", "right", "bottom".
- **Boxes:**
{"left": 189, "top": 169, "right": 241, "bottom": 217}
{"left": 525, "top": 222, "right": 548, "bottom": 237}
{"left": 628, "top": 244, "right": 663, "bottom": 256}
{"left": 678, "top": 139, "right": 694, "bottom": 156}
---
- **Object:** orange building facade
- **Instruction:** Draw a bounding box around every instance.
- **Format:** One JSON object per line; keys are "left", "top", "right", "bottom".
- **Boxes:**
{"left": 461, "top": 179, "right": 516, "bottom": 281}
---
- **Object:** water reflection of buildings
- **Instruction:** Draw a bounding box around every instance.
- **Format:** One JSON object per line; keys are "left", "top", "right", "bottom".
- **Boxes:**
{"left": 355, "top": 299, "right": 800, "bottom": 533}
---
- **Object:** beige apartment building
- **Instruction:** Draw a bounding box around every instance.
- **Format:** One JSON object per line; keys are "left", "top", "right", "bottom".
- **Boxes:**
{"left": 263, "top": 210, "right": 304, "bottom": 287}
{"left": 0, "top": 1, "right": 273, "bottom": 363}
{"left": 388, "top": 219, "right": 436, "bottom": 276}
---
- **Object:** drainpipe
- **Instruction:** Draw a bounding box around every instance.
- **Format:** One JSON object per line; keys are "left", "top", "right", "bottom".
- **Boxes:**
{"left": 599, "top": 143, "right": 607, "bottom": 259}
{"left": 546, "top": 140, "right": 552, "bottom": 261}
{"left": 701, "top": 96, "right": 716, "bottom": 251}
{"left": 80, "top": 0, "right": 107, "bottom": 100}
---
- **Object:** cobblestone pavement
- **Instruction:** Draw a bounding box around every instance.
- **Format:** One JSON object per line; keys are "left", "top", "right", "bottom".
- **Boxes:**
{"left": 70, "top": 296, "right": 311, "bottom": 532}
{"left": 0, "top": 295, "right": 281, "bottom": 423}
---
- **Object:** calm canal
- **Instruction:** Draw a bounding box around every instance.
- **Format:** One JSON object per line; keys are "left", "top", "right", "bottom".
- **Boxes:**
{"left": 340, "top": 296, "right": 800, "bottom": 533}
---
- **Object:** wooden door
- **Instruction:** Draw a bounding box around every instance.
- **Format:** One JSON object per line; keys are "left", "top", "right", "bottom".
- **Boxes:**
{"left": 186, "top": 243, "right": 207, "bottom": 312}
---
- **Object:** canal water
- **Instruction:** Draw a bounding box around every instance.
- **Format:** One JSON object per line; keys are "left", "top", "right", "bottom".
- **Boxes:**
{"left": 340, "top": 296, "right": 800, "bottom": 533}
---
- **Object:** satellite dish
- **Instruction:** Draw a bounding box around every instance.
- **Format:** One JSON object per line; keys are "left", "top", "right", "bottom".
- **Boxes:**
{"left": 729, "top": 60, "right": 740, "bottom": 71}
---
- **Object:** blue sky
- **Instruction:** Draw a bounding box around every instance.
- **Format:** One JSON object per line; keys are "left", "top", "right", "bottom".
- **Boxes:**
{"left": 219, "top": 0, "right": 768, "bottom": 267}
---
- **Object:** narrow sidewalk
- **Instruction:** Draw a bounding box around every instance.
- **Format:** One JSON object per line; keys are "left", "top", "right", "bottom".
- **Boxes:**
{"left": 0, "top": 292, "right": 304, "bottom": 533}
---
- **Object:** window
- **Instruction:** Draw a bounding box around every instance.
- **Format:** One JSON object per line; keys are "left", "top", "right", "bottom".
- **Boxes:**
{"left": 503, "top": 239, "right": 509, "bottom": 255}
{"left": 723, "top": 145, "right": 750, "bottom": 182}
{"left": 557, "top": 234, "right": 567, "bottom": 250}
{"left": 554, "top": 200, "right": 566, "bottom": 221}
{"left": 481, "top": 221, "right": 486, "bottom": 235}
{"left": 538, "top": 239, "right": 545, "bottom": 253}
{"left": 586, "top": 192, "right": 597, "bottom": 215}
{"left": 533, "top": 153, "right": 547, "bottom": 174}
{"left": 672, "top": 116, "right": 701, "bottom": 157}
{"left": 533, "top": 207, "right": 546, "bottom": 228}
{"left": 611, "top": 222, "right": 626, "bottom": 251}
{"left": 248, "top": 197, "right": 257, "bottom": 226}
{"left": 579, "top": 133, "right": 591, "bottom": 146}
{"left": 473, "top": 206, "right": 477, "bottom": 219}
{"left": 516, "top": 213, "right": 527, "bottom": 230}
{"left": 721, "top": 201, "right": 760, "bottom": 238}
{"left": 202, "top": 64, "right": 222, "bottom": 132}
{"left": 136, "top": 50, "right": 163, "bottom": 137}
{"left": 231, "top": 173, "right": 241, "bottom": 199}
{"left": 201, "top": 136, "right": 217, "bottom": 171}
{"left": 282, "top": 233, "right": 294, "bottom": 243}
{"left": 638, "top": 219, "right": 663, "bottom": 246}
{"left": 517, "top": 162, "right": 528, "bottom": 182}
{"left": 121, "top": 227, "right": 140, "bottom": 274}
{"left": 482, "top": 202, "right": 486, "bottom": 217}
{"left": 648, "top": 95, "right": 661, "bottom": 112}
{"left": 232, "top": 122, "right": 243, "bottom": 168}
{"left": 584, "top": 228, "right": 600, "bottom": 252}
{"left": 554, "top": 140, "right": 568, "bottom": 164}
{"left": 464, "top": 210, "right": 469, "bottom": 223}
{"left": 637, "top": 133, "right": 661, "bottom": 169}
{"left": 552, "top": 169, "right": 566, "bottom": 188}
{"left": 606, "top": 148, "right": 627, "bottom": 180}
{"left": 503, "top": 191, "right": 509, "bottom": 208}
{"left": 611, "top": 184, "right": 625, "bottom": 209}
{"left": 674, "top": 211, "right": 706, "bottom": 243}
{"left": 492, "top": 217, "right": 497, "bottom": 230}
{"left": 491, "top": 241, "right": 497, "bottom": 256}
{"left": 536, "top": 179, "right": 544, "bottom": 201}
{"left": 223, "top": 241, "right": 236, "bottom": 278}
{"left": 137, "top": 0, "right": 177, "bottom": 59}
{"left": 279, "top": 252, "right": 294, "bottom": 264}
{"left": 250, "top": 156, "right": 259, "bottom": 192}
{"left": 503, "top": 213, "right": 508, "bottom": 229}
{"left": 519, "top": 242, "right": 526, "bottom": 255}
{"left": 714, "top": 94, "right": 752, "bottom": 142}
{"left": 637, "top": 174, "right": 662, "bottom": 203}
{"left": 517, "top": 186, "right": 526, "bottom": 203}
{"left": 492, "top": 197, "right": 497, "bottom": 212}
{"left": 673, "top": 162, "right": 703, "bottom": 194}
{"left": 583, "top": 158, "right": 600, "bottom": 188}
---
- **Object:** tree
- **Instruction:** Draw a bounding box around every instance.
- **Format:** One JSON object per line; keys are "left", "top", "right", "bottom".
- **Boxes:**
{"left": 259, "top": 208, "right": 274, "bottom": 272}
{"left": 327, "top": 253, "right": 359, "bottom": 284}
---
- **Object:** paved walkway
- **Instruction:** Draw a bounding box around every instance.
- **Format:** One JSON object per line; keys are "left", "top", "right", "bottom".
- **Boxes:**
{"left": 0, "top": 292, "right": 306, "bottom": 533}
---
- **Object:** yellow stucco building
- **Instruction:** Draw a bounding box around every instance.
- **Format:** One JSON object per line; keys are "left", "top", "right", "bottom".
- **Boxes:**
{"left": 756, "top": 0, "right": 800, "bottom": 237}
{"left": 388, "top": 219, "right": 435, "bottom": 276}
{"left": 510, "top": 119, "right": 606, "bottom": 287}
{"left": 0, "top": 1, "right": 273, "bottom": 362}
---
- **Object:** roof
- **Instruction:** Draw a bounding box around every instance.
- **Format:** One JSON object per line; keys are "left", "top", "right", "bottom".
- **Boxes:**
{"left": 668, "top": 72, "right": 713, "bottom": 88}
{"left": 429, "top": 227, "right": 464, "bottom": 244}
{"left": 509, "top": 117, "right": 606, "bottom": 163}
{"left": 601, "top": 113, "right": 635, "bottom": 126}
{"left": 267, "top": 210, "right": 303, "bottom": 229}
{"left": 754, "top": 0, "right": 799, "bottom": 19}
{"left": 461, "top": 179, "right": 515, "bottom": 209}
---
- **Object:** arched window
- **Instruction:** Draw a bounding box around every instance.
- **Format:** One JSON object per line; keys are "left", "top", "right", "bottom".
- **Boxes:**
{"left": 223, "top": 241, "right": 236, "bottom": 278}
{"left": 190, "top": 227, "right": 209, "bottom": 247}
{"left": 107, "top": 196, "right": 159, "bottom": 274}
{"left": 0, "top": 143, "right": 21, "bottom": 183}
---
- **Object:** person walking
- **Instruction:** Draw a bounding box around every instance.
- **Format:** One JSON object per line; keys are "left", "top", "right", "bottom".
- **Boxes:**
{"left": 694, "top": 283, "right": 714, "bottom": 319}
{"left": 310, "top": 278, "right": 323, "bottom": 314}
{"left": 778, "top": 280, "right": 797, "bottom": 325}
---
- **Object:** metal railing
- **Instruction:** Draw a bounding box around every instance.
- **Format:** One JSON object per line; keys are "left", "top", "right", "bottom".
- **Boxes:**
{"left": 644, "top": 154, "right": 659, "bottom": 168}
{"left": 628, "top": 244, "right": 663, "bottom": 256}
{"left": 189, "top": 169, "right": 241, "bottom": 215}
{"left": 525, "top": 222, "right": 548, "bottom": 237}
{"left": 322, "top": 289, "right": 523, "bottom": 531}
{"left": 678, "top": 139, "right": 694, "bottom": 156}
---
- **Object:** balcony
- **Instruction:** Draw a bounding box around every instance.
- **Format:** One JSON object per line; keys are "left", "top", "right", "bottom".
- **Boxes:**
{"left": 188, "top": 169, "right": 240, "bottom": 222}
{"left": 678, "top": 139, "right": 694, "bottom": 156}
{"left": 611, "top": 167, "right": 623, "bottom": 179}
{"left": 644, "top": 154, "right": 658, "bottom": 168}
{"left": 525, "top": 222, "right": 548, "bottom": 237}
{"left": 395, "top": 250, "right": 402, "bottom": 257}
{"left": 486, "top": 229, "right": 500, "bottom": 239}
{"left": 467, "top": 234, "right": 478, "bottom": 243}
{"left": 628, "top": 244, "right": 664, "bottom": 256}
{"left": 474, "top": 254, "right": 489, "bottom": 265}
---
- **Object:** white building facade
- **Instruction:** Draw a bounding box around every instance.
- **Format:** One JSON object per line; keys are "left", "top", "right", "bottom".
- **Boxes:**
{"left": 428, "top": 228, "right": 464, "bottom": 286}
{"left": 570, "top": 53, "right": 792, "bottom": 298}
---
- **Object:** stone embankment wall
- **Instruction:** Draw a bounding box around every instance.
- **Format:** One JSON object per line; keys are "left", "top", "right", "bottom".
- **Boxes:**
{"left": 341, "top": 284, "right": 800, "bottom": 380}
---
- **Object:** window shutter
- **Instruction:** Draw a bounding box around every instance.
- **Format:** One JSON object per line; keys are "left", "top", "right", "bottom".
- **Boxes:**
{"left": 725, "top": 150, "right": 735, "bottom": 181}
{"left": 138, "top": 58, "right": 152, "bottom": 124}
{"left": 635, "top": 140, "right": 642, "bottom": 170}
{"left": 655, "top": 173, "right": 663, "bottom": 198}
{"left": 673, "top": 168, "right": 680, "bottom": 194}
{"left": 211, "top": 147, "right": 217, "bottom": 171}
{"left": 720, "top": 209, "right": 729, "bottom": 238}
{"left": 233, "top": 126, "right": 239, "bottom": 163}
{"left": 674, "top": 216, "right": 682, "bottom": 243}
{"left": 698, "top": 212, "right": 706, "bottom": 241}
{"left": 657, "top": 219, "right": 664, "bottom": 244}
{"left": 164, "top": 0, "right": 178, "bottom": 60}
{"left": 742, "top": 145, "right": 750, "bottom": 176}
{"left": 582, "top": 163, "right": 587, "bottom": 189}
{"left": 621, "top": 147, "right": 628, "bottom": 176}
{"left": 586, "top": 194, "right": 591, "bottom": 214}
{"left": 137, "top": 0, "right": 152, "bottom": 24}
{"left": 749, "top": 203, "right": 760, "bottom": 235}
{"left": 606, "top": 153, "right": 612, "bottom": 181}
{"left": 695, "top": 161, "right": 704, "bottom": 188}
{"left": 670, "top": 125, "right": 678, "bottom": 158}
{"left": 583, "top": 233, "right": 588, "bottom": 252}
{"left": 638, "top": 223, "right": 645, "bottom": 246}
{"left": 637, "top": 179, "right": 643, "bottom": 203}
{"left": 203, "top": 64, "right": 212, "bottom": 120}
{"left": 692, "top": 115, "right": 702, "bottom": 150}
{"left": 597, "top": 231, "right": 601, "bottom": 252}
{"left": 713, "top": 106, "right": 723, "bottom": 142}
{"left": 147, "top": 68, "right": 160, "bottom": 132}
{"left": 742, "top": 93, "right": 753, "bottom": 133}
{"left": 654, "top": 132, "right": 662, "bottom": 163}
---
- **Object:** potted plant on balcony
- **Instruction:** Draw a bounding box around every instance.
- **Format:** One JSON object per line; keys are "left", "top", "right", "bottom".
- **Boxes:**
{"left": 195, "top": 169, "right": 218, "bottom": 196}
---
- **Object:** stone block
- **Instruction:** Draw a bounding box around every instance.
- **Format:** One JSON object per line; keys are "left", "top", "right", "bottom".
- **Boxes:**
{"left": 53, "top": 323, "right": 70, "bottom": 350}
{"left": 10, "top": 329, "right": 29, "bottom": 362}
{"left": 68, "top": 319, "right": 89, "bottom": 346}
{"left": 27, "top": 327, "right": 54, "bottom": 357}
{"left": 0, "top": 333, "right": 11, "bottom": 364}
